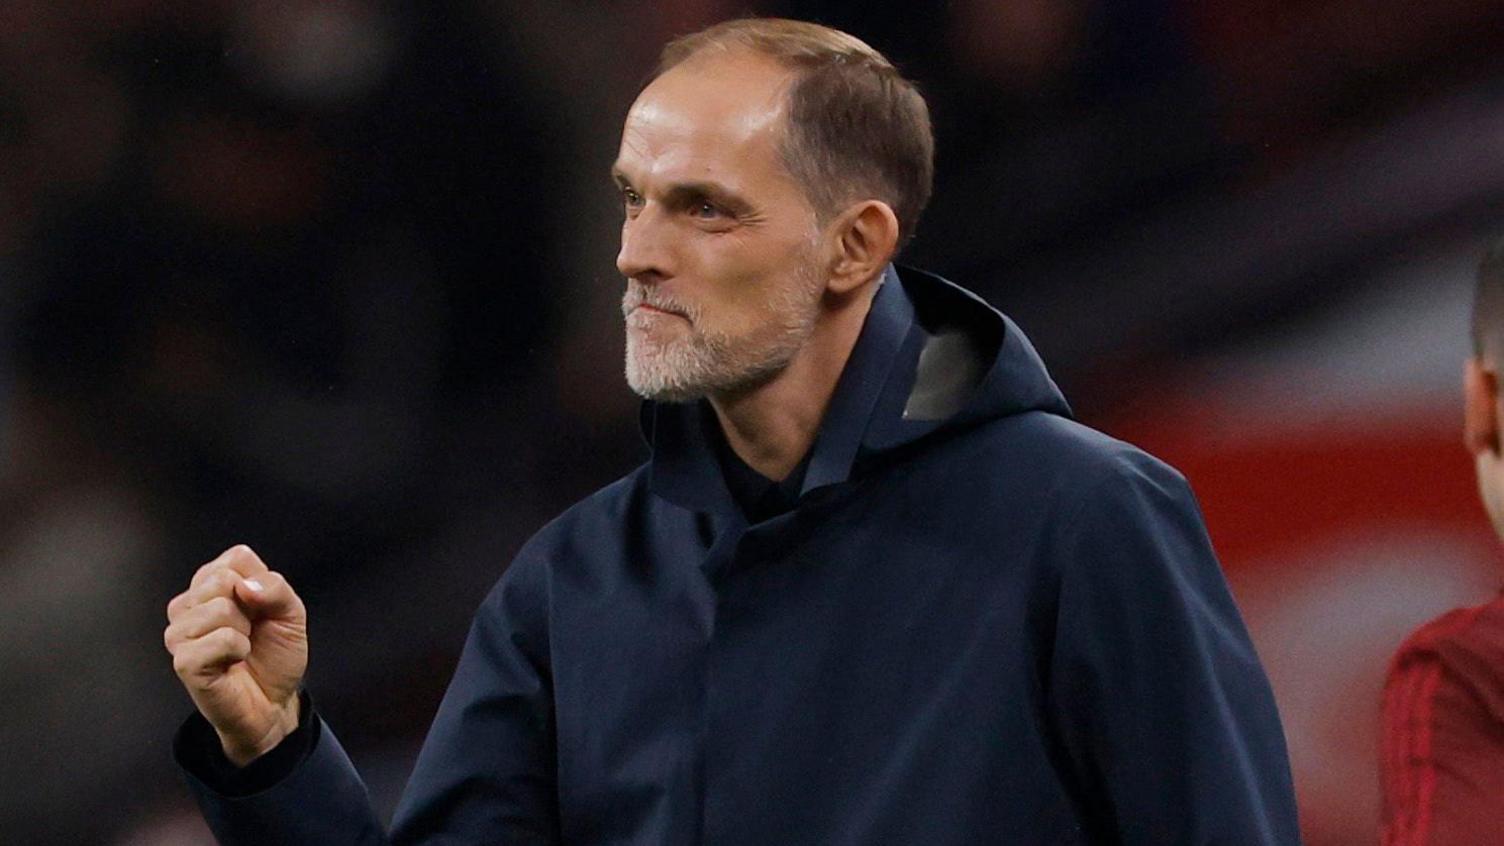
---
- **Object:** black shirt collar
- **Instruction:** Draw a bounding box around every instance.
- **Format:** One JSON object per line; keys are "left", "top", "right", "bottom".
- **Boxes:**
{"left": 713, "top": 431, "right": 811, "bottom": 523}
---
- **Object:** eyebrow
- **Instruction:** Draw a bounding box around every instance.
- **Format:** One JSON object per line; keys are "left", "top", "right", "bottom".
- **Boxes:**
{"left": 611, "top": 168, "right": 753, "bottom": 215}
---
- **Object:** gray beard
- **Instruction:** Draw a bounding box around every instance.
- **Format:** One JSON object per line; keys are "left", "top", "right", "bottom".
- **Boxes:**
{"left": 622, "top": 270, "right": 822, "bottom": 403}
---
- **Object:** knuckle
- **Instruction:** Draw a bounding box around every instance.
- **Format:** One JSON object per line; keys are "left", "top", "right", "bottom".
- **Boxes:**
{"left": 260, "top": 571, "right": 300, "bottom": 608}
{"left": 194, "top": 598, "right": 245, "bottom": 635}
{"left": 264, "top": 570, "right": 291, "bottom": 594}
{"left": 228, "top": 544, "right": 261, "bottom": 567}
{"left": 213, "top": 626, "right": 250, "bottom": 653}
{"left": 204, "top": 595, "right": 236, "bottom": 619}
{"left": 205, "top": 569, "right": 237, "bottom": 595}
{"left": 193, "top": 558, "right": 223, "bottom": 583}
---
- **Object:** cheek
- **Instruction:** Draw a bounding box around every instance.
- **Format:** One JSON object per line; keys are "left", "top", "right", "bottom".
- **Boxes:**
{"left": 682, "top": 246, "right": 760, "bottom": 326}
{"left": 695, "top": 235, "right": 817, "bottom": 330}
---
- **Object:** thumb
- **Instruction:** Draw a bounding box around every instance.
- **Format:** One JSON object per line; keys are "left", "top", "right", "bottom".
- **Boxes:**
{"left": 232, "top": 571, "right": 304, "bottom": 621}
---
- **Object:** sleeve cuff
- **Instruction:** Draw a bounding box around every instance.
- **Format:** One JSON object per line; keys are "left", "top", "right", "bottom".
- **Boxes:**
{"left": 174, "top": 690, "right": 317, "bottom": 797}
{"left": 173, "top": 691, "right": 384, "bottom": 845}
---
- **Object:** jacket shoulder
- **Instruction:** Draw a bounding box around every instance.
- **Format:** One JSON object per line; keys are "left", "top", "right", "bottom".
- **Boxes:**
{"left": 966, "top": 410, "right": 1190, "bottom": 500}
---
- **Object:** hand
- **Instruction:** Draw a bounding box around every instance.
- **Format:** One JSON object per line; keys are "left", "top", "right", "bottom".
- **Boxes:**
{"left": 164, "top": 545, "right": 308, "bottom": 766}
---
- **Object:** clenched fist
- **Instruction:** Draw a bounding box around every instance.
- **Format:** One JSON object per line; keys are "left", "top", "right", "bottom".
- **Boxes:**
{"left": 164, "top": 545, "right": 308, "bottom": 766}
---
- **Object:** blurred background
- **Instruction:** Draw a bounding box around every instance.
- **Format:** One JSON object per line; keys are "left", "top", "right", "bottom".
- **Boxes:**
{"left": 2, "top": 0, "right": 1502, "bottom": 843}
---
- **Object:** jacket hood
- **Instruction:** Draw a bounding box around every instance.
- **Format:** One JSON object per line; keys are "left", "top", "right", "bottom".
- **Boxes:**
{"left": 864, "top": 263, "right": 1072, "bottom": 453}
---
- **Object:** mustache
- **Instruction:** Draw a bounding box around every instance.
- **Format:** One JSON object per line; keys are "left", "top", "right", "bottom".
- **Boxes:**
{"left": 622, "top": 283, "right": 695, "bottom": 320}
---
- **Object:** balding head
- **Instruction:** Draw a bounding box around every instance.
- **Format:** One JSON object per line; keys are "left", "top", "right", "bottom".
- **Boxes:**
{"left": 654, "top": 18, "right": 934, "bottom": 252}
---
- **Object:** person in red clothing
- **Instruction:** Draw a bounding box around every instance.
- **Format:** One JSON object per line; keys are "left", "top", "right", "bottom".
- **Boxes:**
{"left": 1380, "top": 241, "right": 1504, "bottom": 845}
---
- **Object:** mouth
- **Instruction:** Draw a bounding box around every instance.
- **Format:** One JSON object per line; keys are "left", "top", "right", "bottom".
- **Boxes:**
{"left": 635, "top": 303, "right": 683, "bottom": 317}
{"left": 622, "top": 283, "right": 691, "bottom": 324}
{"left": 627, "top": 302, "right": 690, "bottom": 323}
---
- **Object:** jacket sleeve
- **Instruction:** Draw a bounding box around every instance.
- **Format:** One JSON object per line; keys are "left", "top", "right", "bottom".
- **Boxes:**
{"left": 1046, "top": 454, "right": 1300, "bottom": 845}
{"left": 175, "top": 549, "right": 560, "bottom": 845}
{"left": 1380, "top": 611, "right": 1504, "bottom": 846}
{"left": 177, "top": 703, "right": 387, "bottom": 845}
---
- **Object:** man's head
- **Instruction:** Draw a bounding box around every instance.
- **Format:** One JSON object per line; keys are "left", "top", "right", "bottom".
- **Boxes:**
{"left": 1465, "top": 239, "right": 1504, "bottom": 536}
{"left": 613, "top": 18, "right": 934, "bottom": 402}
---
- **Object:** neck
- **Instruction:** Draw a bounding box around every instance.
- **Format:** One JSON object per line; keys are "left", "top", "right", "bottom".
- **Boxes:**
{"left": 707, "top": 283, "right": 878, "bottom": 481}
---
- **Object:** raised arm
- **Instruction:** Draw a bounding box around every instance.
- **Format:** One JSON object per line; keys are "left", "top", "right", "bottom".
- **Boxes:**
{"left": 165, "top": 545, "right": 307, "bottom": 767}
{"left": 165, "top": 544, "right": 562, "bottom": 844}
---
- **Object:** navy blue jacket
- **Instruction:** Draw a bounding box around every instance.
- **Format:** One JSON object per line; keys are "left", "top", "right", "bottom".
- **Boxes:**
{"left": 179, "top": 265, "right": 1300, "bottom": 844}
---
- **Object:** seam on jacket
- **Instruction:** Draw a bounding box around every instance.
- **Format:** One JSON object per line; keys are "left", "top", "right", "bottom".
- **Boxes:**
{"left": 1409, "top": 663, "right": 1443, "bottom": 846}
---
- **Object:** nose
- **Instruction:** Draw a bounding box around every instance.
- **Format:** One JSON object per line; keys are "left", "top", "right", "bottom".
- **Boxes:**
{"left": 616, "top": 206, "right": 673, "bottom": 281}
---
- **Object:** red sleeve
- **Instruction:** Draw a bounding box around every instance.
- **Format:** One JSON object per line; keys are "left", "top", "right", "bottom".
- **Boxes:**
{"left": 1380, "top": 601, "right": 1504, "bottom": 846}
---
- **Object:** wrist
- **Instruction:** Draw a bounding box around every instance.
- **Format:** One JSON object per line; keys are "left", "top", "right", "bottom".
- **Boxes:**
{"left": 220, "top": 696, "right": 302, "bottom": 767}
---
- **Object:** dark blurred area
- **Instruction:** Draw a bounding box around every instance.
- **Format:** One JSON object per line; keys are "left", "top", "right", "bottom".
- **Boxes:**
{"left": 4, "top": 1, "right": 1504, "bottom": 843}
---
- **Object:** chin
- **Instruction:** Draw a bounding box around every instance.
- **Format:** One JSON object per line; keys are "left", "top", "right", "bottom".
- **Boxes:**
{"left": 625, "top": 375, "right": 707, "bottom": 404}
{"left": 624, "top": 323, "right": 802, "bottom": 403}
{"left": 624, "top": 356, "right": 706, "bottom": 403}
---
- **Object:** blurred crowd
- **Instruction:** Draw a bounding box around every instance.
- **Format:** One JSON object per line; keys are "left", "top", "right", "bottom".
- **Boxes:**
{"left": 4, "top": 1, "right": 1504, "bottom": 843}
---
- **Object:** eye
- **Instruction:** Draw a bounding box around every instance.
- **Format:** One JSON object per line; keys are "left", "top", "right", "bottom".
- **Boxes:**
{"left": 692, "top": 200, "right": 722, "bottom": 220}
{"left": 622, "top": 187, "right": 643, "bottom": 207}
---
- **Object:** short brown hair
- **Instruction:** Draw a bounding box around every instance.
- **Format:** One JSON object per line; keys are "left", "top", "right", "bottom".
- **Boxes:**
{"left": 658, "top": 18, "right": 935, "bottom": 251}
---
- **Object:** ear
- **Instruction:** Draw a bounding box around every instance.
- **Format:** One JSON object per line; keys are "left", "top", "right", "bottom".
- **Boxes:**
{"left": 825, "top": 200, "right": 900, "bottom": 296}
{"left": 1464, "top": 357, "right": 1500, "bottom": 456}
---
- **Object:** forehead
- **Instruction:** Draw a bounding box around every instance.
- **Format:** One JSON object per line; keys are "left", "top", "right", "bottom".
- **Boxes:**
{"left": 615, "top": 52, "right": 796, "bottom": 187}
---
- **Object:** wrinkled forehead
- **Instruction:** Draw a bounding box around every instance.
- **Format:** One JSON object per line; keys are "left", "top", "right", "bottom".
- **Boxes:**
{"left": 615, "top": 53, "right": 796, "bottom": 183}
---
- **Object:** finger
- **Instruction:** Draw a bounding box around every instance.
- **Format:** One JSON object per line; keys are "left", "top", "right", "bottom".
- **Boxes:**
{"left": 233, "top": 570, "right": 305, "bottom": 622}
{"left": 172, "top": 547, "right": 272, "bottom": 622}
{"left": 164, "top": 596, "right": 252, "bottom": 651}
{"left": 166, "top": 589, "right": 192, "bottom": 622}
{"left": 171, "top": 626, "right": 253, "bottom": 681}
{"left": 179, "top": 567, "right": 245, "bottom": 612}
{"left": 166, "top": 580, "right": 223, "bottom": 624}
{"left": 189, "top": 545, "right": 269, "bottom": 590}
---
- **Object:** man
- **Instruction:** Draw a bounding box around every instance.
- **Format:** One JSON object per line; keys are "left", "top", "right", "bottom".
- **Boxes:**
{"left": 164, "top": 18, "right": 1300, "bottom": 845}
{"left": 1380, "top": 241, "right": 1504, "bottom": 845}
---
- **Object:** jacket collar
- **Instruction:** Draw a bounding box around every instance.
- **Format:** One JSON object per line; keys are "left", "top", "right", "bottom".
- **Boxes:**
{"left": 642, "top": 264, "right": 917, "bottom": 515}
